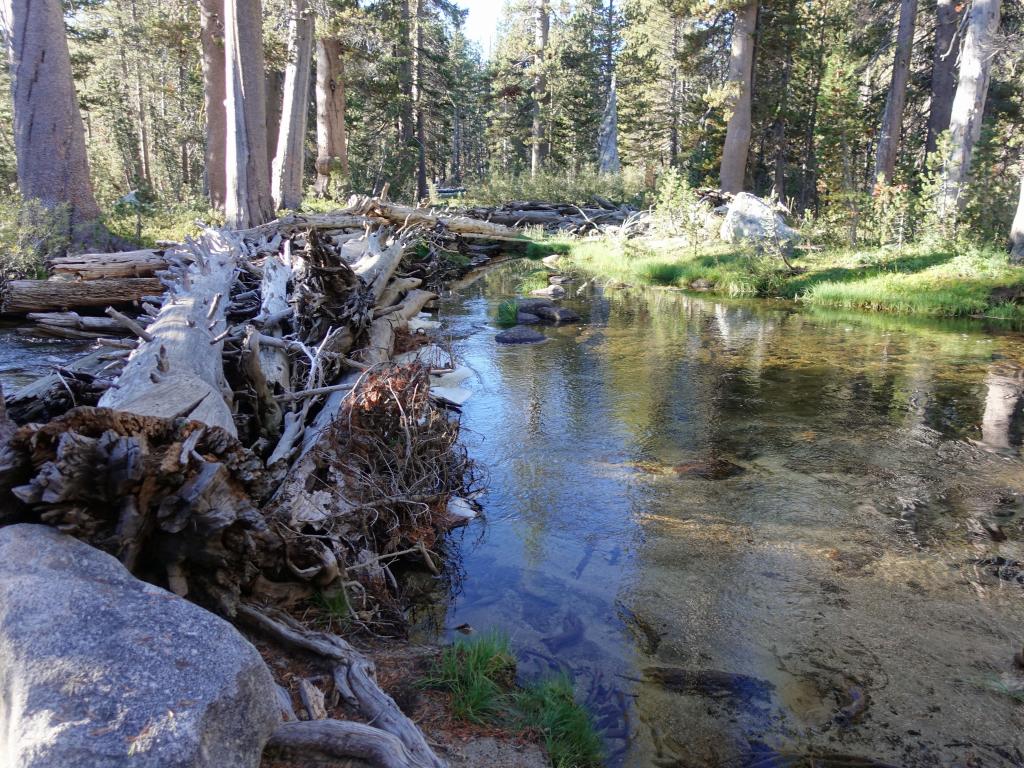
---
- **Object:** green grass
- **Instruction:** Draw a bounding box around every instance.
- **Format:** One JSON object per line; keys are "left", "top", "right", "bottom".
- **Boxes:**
{"left": 519, "top": 268, "right": 554, "bottom": 293}
{"left": 422, "top": 631, "right": 517, "bottom": 723}
{"left": 497, "top": 299, "right": 520, "bottom": 326}
{"left": 422, "top": 633, "right": 603, "bottom": 766}
{"left": 562, "top": 235, "right": 1024, "bottom": 320}
{"left": 513, "top": 676, "right": 605, "bottom": 768}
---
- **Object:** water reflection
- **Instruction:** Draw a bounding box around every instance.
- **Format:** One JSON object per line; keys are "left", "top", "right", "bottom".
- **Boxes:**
{"left": 432, "top": 271, "right": 1024, "bottom": 767}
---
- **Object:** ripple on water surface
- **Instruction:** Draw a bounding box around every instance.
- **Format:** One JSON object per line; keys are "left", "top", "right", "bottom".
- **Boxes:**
{"left": 423, "top": 264, "right": 1024, "bottom": 768}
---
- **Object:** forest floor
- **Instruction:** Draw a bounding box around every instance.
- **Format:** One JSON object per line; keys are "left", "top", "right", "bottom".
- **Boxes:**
{"left": 560, "top": 236, "right": 1024, "bottom": 321}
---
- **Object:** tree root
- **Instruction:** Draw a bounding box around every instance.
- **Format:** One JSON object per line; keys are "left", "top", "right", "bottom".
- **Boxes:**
{"left": 266, "top": 720, "right": 421, "bottom": 768}
{"left": 238, "top": 603, "right": 447, "bottom": 768}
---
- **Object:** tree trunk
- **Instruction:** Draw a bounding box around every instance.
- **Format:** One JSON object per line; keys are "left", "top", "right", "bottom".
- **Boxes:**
{"left": 598, "top": 75, "right": 621, "bottom": 174}
{"left": 314, "top": 38, "right": 348, "bottom": 197}
{"left": 397, "top": 0, "right": 415, "bottom": 184}
{"left": 224, "top": 0, "right": 275, "bottom": 229}
{"left": 97, "top": 232, "right": 240, "bottom": 435}
{"left": 3, "top": 0, "right": 107, "bottom": 249}
{"left": 265, "top": 69, "right": 285, "bottom": 170}
{"left": 200, "top": 0, "right": 228, "bottom": 210}
{"left": 271, "top": 0, "right": 314, "bottom": 211}
{"left": 413, "top": 0, "right": 427, "bottom": 201}
{"left": 50, "top": 250, "right": 166, "bottom": 280}
{"left": 938, "top": 0, "right": 1000, "bottom": 218}
{"left": 719, "top": 0, "right": 758, "bottom": 194}
{"left": 874, "top": 0, "right": 918, "bottom": 185}
{"left": 925, "top": 0, "right": 960, "bottom": 156}
{"left": 772, "top": 49, "right": 793, "bottom": 198}
{"left": 530, "top": 0, "right": 549, "bottom": 178}
{"left": 1012, "top": 172, "right": 1024, "bottom": 264}
{"left": 0, "top": 278, "right": 163, "bottom": 315}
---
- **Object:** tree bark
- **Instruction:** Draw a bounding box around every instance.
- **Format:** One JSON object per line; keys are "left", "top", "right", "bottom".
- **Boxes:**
{"left": 0, "top": 278, "right": 162, "bottom": 315}
{"left": 719, "top": 0, "right": 758, "bottom": 194}
{"left": 938, "top": 0, "right": 1001, "bottom": 218}
{"left": 50, "top": 250, "right": 166, "bottom": 280}
{"left": 314, "top": 38, "right": 348, "bottom": 196}
{"left": 530, "top": 0, "right": 550, "bottom": 178}
{"left": 925, "top": 0, "right": 960, "bottom": 156}
{"left": 874, "top": 0, "right": 918, "bottom": 185}
{"left": 1012, "top": 171, "right": 1024, "bottom": 264}
{"left": 265, "top": 69, "right": 285, "bottom": 170}
{"left": 413, "top": 0, "right": 428, "bottom": 201}
{"left": 224, "top": 0, "right": 275, "bottom": 229}
{"left": 200, "top": 0, "right": 228, "bottom": 210}
{"left": 2, "top": 0, "right": 106, "bottom": 248}
{"left": 598, "top": 75, "right": 621, "bottom": 174}
{"left": 271, "top": 0, "right": 314, "bottom": 211}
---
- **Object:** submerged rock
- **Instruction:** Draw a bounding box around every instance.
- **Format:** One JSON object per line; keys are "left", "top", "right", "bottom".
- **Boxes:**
{"left": 496, "top": 326, "right": 546, "bottom": 345}
{"left": 0, "top": 524, "right": 279, "bottom": 768}
{"left": 673, "top": 458, "right": 745, "bottom": 480}
{"left": 644, "top": 667, "right": 775, "bottom": 703}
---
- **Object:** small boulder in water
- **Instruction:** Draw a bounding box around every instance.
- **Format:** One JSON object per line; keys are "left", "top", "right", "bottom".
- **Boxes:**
{"left": 517, "top": 298, "right": 555, "bottom": 313}
{"left": 496, "top": 326, "right": 545, "bottom": 345}
{"left": 673, "top": 458, "right": 745, "bottom": 480}
{"left": 532, "top": 304, "right": 580, "bottom": 325}
{"left": 516, "top": 311, "right": 542, "bottom": 325}
{"left": 531, "top": 284, "right": 566, "bottom": 298}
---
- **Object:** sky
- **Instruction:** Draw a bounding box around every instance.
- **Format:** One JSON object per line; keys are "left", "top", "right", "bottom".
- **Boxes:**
{"left": 457, "top": 0, "right": 503, "bottom": 56}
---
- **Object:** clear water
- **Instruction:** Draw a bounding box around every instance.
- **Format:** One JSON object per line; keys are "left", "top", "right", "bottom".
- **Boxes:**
{"left": 0, "top": 322, "right": 92, "bottom": 392}
{"left": 427, "top": 264, "right": 1024, "bottom": 767}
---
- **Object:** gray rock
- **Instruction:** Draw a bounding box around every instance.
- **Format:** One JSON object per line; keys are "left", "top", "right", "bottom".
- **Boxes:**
{"left": 530, "top": 284, "right": 566, "bottom": 298}
{"left": 532, "top": 304, "right": 580, "bottom": 325}
{"left": 548, "top": 275, "right": 573, "bottom": 285}
{"left": 517, "top": 298, "right": 555, "bottom": 313}
{"left": 0, "top": 524, "right": 279, "bottom": 768}
{"left": 516, "top": 311, "right": 541, "bottom": 325}
{"left": 496, "top": 326, "right": 546, "bottom": 345}
{"left": 690, "top": 278, "right": 714, "bottom": 291}
{"left": 719, "top": 192, "right": 799, "bottom": 252}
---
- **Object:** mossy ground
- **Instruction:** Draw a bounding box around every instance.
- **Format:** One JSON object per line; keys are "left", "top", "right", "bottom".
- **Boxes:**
{"left": 560, "top": 235, "right": 1024, "bottom": 321}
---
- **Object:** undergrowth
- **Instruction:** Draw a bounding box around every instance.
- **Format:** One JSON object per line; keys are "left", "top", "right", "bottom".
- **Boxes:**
{"left": 423, "top": 633, "right": 603, "bottom": 768}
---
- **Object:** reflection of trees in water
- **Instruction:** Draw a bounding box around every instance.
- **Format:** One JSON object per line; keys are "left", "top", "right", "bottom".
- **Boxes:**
{"left": 980, "top": 366, "right": 1024, "bottom": 451}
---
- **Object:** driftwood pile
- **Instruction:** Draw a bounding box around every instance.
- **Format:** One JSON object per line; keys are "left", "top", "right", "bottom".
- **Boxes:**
{"left": 0, "top": 196, "right": 520, "bottom": 768}
{"left": 459, "top": 197, "right": 650, "bottom": 236}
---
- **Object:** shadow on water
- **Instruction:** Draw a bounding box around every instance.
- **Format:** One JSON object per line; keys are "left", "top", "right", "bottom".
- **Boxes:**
{"left": 415, "top": 265, "right": 1024, "bottom": 767}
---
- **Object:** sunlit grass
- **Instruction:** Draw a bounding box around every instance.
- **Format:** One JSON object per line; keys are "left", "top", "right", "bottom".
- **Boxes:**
{"left": 562, "top": 236, "right": 1024, "bottom": 320}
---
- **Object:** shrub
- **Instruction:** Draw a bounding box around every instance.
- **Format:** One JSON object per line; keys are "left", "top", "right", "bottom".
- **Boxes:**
{"left": 0, "top": 193, "right": 70, "bottom": 278}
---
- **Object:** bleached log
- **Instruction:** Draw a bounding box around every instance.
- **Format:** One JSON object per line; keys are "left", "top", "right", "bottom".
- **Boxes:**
{"left": 26, "top": 311, "right": 129, "bottom": 333}
{"left": 50, "top": 249, "right": 167, "bottom": 280}
{"left": 0, "top": 277, "right": 163, "bottom": 315}
{"left": 98, "top": 231, "right": 240, "bottom": 435}
{"left": 370, "top": 200, "right": 520, "bottom": 238}
{"left": 247, "top": 254, "right": 292, "bottom": 436}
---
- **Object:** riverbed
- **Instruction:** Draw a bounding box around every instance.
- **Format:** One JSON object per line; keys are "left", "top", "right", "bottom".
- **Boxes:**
{"left": 427, "top": 264, "right": 1024, "bottom": 767}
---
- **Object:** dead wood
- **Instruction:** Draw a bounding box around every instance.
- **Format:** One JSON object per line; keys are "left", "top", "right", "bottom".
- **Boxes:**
{"left": 1, "top": 277, "right": 164, "bottom": 315}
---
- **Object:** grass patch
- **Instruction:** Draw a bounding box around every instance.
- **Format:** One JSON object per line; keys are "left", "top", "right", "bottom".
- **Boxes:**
{"left": 422, "top": 633, "right": 603, "bottom": 766}
{"left": 561, "top": 235, "right": 1024, "bottom": 320}
{"left": 497, "top": 299, "right": 519, "bottom": 326}
{"left": 514, "top": 676, "right": 605, "bottom": 768}
{"left": 423, "top": 631, "right": 516, "bottom": 724}
{"left": 519, "top": 268, "right": 554, "bottom": 293}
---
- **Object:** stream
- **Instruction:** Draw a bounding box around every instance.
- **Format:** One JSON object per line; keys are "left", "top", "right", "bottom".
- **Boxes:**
{"left": 423, "top": 263, "right": 1024, "bottom": 767}
{"left": 3, "top": 268, "right": 1024, "bottom": 767}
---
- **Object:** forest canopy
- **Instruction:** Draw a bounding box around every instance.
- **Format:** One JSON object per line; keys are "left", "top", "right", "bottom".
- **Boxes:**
{"left": 0, "top": 0, "right": 1022, "bottom": 259}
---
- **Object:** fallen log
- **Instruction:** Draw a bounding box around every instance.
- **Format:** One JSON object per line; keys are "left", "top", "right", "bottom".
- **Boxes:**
{"left": 26, "top": 311, "right": 132, "bottom": 334}
{"left": 50, "top": 249, "right": 167, "bottom": 280}
{"left": 4, "top": 348, "right": 115, "bottom": 424}
{"left": 358, "top": 199, "right": 521, "bottom": 238}
{"left": 1, "top": 277, "right": 164, "bottom": 315}
{"left": 97, "top": 231, "right": 240, "bottom": 435}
